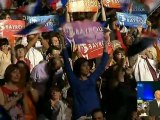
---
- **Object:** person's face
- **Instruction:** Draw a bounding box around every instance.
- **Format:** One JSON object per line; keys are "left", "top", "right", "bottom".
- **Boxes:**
{"left": 155, "top": 91, "right": 160, "bottom": 100}
{"left": 104, "top": 31, "right": 110, "bottom": 42}
{"left": 10, "top": 69, "right": 21, "bottom": 83}
{"left": 50, "top": 50, "right": 60, "bottom": 58}
{"left": 5, "top": 14, "right": 11, "bottom": 20}
{"left": 27, "top": 34, "right": 36, "bottom": 42}
{"left": 111, "top": 20, "right": 118, "bottom": 30}
{"left": 51, "top": 90, "right": 61, "bottom": 100}
{"left": 51, "top": 37, "right": 60, "bottom": 47}
{"left": 54, "top": 60, "right": 62, "bottom": 70}
{"left": 80, "top": 61, "right": 90, "bottom": 76}
{"left": 124, "top": 35, "right": 133, "bottom": 46}
{"left": 49, "top": 59, "right": 62, "bottom": 72}
{"left": 17, "top": 63, "right": 28, "bottom": 80}
{"left": 16, "top": 48, "right": 25, "bottom": 58}
{"left": 115, "top": 52, "right": 125, "bottom": 62}
{"left": 1, "top": 44, "right": 9, "bottom": 52}
{"left": 93, "top": 111, "right": 104, "bottom": 120}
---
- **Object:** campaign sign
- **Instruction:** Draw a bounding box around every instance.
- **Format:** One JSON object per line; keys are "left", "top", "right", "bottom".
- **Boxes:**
{"left": 25, "top": 15, "right": 59, "bottom": 32}
{"left": 122, "top": 1, "right": 146, "bottom": 13}
{"left": 78, "top": 41, "right": 113, "bottom": 59}
{"left": 103, "top": 0, "right": 135, "bottom": 8}
{"left": 78, "top": 41, "right": 104, "bottom": 59}
{"left": 0, "top": 20, "right": 25, "bottom": 42}
{"left": 103, "top": 0, "right": 146, "bottom": 13}
{"left": 62, "top": 20, "right": 104, "bottom": 44}
{"left": 103, "top": 0, "right": 124, "bottom": 8}
{"left": 129, "top": 4, "right": 146, "bottom": 13}
{"left": 67, "top": 0, "right": 98, "bottom": 12}
{"left": 116, "top": 12, "right": 147, "bottom": 28}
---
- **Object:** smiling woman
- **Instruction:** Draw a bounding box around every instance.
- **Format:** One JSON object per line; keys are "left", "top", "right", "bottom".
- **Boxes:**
{"left": 0, "top": 64, "right": 25, "bottom": 120}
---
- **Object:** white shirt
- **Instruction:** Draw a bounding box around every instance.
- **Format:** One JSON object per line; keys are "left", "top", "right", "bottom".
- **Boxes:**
{"left": 157, "top": 100, "right": 160, "bottom": 107}
{"left": 25, "top": 47, "right": 44, "bottom": 70}
{"left": 0, "top": 51, "right": 11, "bottom": 79}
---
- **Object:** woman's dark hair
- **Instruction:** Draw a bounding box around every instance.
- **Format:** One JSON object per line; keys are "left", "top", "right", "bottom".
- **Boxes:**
{"left": 48, "top": 85, "right": 62, "bottom": 99}
{"left": 14, "top": 44, "right": 25, "bottom": 51}
{"left": 49, "top": 32, "right": 60, "bottom": 46}
{"left": 91, "top": 108, "right": 105, "bottom": 118}
{"left": 113, "top": 47, "right": 125, "bottom": 62}
{"left": 73, "top": 57, "right": 89, "bottom": 77}
{"left": 46, "top": 46, "right": 61, "bottom": 56}
{"left": 0, "top": 12, "right": 10, "bottom": 19}
{"left": 16, "top": 60, "right": 30, "bottom": 82}
{"left": 109, "top": 17, "right": 117, "bottom": 30}
{"left": 50, "top": 85, "right": 62, "bottom": 93}
{"left": 0, "top": 38, "right": 9, "bottom": 48}
{"left": 72, "top": 12, "right": 94, "bottom": 21}
{"left": 4, "top": 64, "right": 19, "bottom": 83}
{"left": 42, "top": 32, "right": 50, "bottom": 40}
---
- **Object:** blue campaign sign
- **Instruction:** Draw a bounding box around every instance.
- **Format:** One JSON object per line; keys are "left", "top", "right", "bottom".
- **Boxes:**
{"left": 124, "top": 4, "right": 146, "bottom": 14}
{"left": 122, "top": 1, "right": 146, "bottom": 14}
{"left": 116, "top": 12, "right": 147, "bottom": 28}
{"left": 25, "top": 15, "right": 59, "bottom": 32}
{"left": 132, "top": 3, "right": 146, "bottom": 14}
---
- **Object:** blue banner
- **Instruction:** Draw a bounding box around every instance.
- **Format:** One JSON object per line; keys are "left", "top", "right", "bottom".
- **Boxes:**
{"left": 116, "top": 12, "right": 147, "bottom": 28}
{"left": 25, "top": 15, "right": 59, "bottom": 32}
{"left": 123, "top": 3, "right": 146, "bottom": 14}
{"left": 121, "top": 0, "right": 146, "bottom": 14}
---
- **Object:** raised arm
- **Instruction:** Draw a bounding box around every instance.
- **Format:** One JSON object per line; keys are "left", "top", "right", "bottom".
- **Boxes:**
{"left": 89, "top": 41, "right": 109, "bottom": 83}
{"left": 115, "top": 28, "right": 127, "bottom": 51}
{"left": 25, "top": 34, "right": 39, "bottom": 54}
{"left": 10, "top": 43, "right": 16, "bottom": 64}
{"left": 61, "top": 34, "right": 78, "bottom": 86}
{"left": 153, "top": 41, "right": 160, "bottom": 62}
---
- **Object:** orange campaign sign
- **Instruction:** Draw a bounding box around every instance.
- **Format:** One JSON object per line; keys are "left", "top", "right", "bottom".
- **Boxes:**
{"left": 103, "top": 0, "right": 122, "bottom": 8}
{"left": 78, "top": 41, "right": 104, "bottom": 59}
{"left": 0, "top": 20, "right": 25, "bottom": 44}
{"left": 67, "top": 0, "right": 99, "bottom": 12}
{"left": 78, "top": 41, "right": 113, "bottom": 59}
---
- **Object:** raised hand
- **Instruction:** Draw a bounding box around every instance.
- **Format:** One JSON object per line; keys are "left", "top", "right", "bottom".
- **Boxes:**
{"left": 153, "top": 41, "right": 158, "bottom": 48}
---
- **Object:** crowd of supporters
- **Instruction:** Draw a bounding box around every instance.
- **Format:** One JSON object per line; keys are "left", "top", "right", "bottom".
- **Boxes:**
{"left": 0, "top": 0, "right": 159, "bottom": 120}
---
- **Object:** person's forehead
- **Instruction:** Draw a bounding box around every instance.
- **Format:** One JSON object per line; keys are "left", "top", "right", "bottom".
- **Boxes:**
{"left": 17, "top": 48, "right": 24, "bottom": 50}
{"left": 52, "top": 49, "right": 60, "bottom": 53}
{"left": 51, "top": 89, "right": 61, "bottom": 92}
{"left": 12, "top": 69, "right": 20, "bottom": 72}
{"left": 2, "top": 44, "right": 8, "bottom": 46}
{"left": 52, "top": 36, "right": 59, "bottom": 39}
{"left": 155, "top": 90, "right": 160, "bottom": 95}
{"left": 93, "top": 111, "right": 103, "bottom": 117}
{"left": 82, "top": 61, "right": 89, "bottom": 65}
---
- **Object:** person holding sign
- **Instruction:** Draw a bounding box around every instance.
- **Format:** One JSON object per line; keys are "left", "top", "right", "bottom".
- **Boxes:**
{"left": 61, "top": 32, "right": 109, "bottom": 119}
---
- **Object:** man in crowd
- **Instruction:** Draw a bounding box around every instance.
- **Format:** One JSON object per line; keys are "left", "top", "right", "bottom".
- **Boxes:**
{"left": 149, "top": 90, "right": 160, "bottom": 120}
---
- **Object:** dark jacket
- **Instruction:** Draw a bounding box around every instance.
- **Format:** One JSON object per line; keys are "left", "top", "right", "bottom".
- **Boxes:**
{"left": 62, "top": 48, "right": 108, "bottom": 119}
{"left": 149, "top": 99, "right": 160, "bottom": 120}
